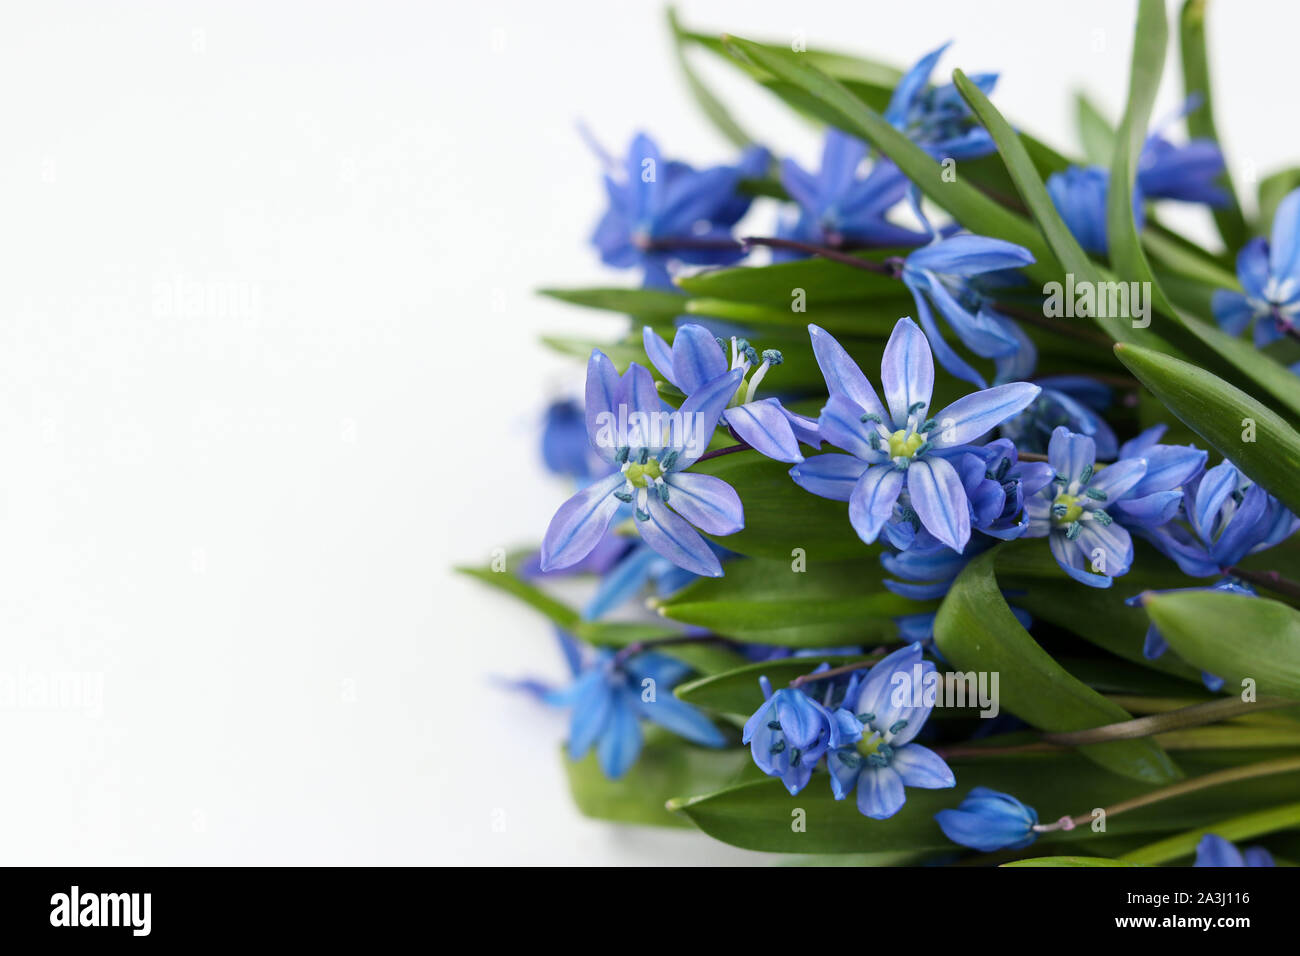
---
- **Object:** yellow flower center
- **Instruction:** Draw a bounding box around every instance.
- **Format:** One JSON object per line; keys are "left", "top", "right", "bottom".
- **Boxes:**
{"left": 625, "top": 460, "right": 663, "bottom": 488}
{"left": 888, "top": 429, "right": 926, "bottom": 460}
{"left": 1052, "top": 492, "right": 1084, "bottom": 525}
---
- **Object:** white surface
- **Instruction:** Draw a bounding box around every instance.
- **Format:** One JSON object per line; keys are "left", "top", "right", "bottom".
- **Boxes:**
{"left": 0, "top": 0, "right": 1293, "bottom": 865}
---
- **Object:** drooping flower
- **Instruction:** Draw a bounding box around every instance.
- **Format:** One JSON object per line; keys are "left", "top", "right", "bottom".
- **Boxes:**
{"left": 1136, "top": 97, "right": 1229, "bottom": 206}
{"left": 824, "top": 644, "right": 955, "bottom": 819}
{"left": 900, "top": 222, "right": 1038, "bottom": 387}
{"left": 935, "top": 787, "right": 1039, "bottom": 852}
{"left": 590, "top": 131, "right": 769, "bottom": 289}
{"left": 642, "top": 323, "right": 819, "bottom": 463}
{"left": 1194, "top": 833, "right": 1276, "bottom": 868}
{"left": 1143, "top": 458, "right": 1297, "bottom": 577}
{"left": 541, "top": 351, "right": 744, "bottom": 577}
{"left": 776, "top": 128, "right": 927, "bottom": 254}
{"left": 541, "top": 398, "right": 605, "bottom": 482}
{"left": 742, "top": 677, "right": 839, "bottom": 795}
{"left": 1212, "top": 186, "right": 1300, "bottom": 346}
{"left": 546, "top": 650, "right": 725, "bottom": 779}
{"left": 1000, "top": 375, "right": 1119, "bottom": 461}
{"left": 885, "top": 43, "right": 997, "bottom": 160}
{"left": 790, "top": 318, "right": 1040, "bottom": 552}
{"left": 1106, "top": 425, "right": 1207, "bottom": 531}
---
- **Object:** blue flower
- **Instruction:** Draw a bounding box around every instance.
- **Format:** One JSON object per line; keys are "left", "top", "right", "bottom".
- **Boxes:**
{"left": 935, "top": 787, "right": 1039, "bottom": 852}
{"left": 541, "top": 398, "right": 604, "bottom": 481}
{"left": 546, "top": 651, "right": 725, "bottom": 779}
{"left": 643, "top": 323, "right": 820, "bottom": 463}
{"left": 541, "top": 351, "right": 745, "bottom": 577}
{"left": 1046, "top": 166, "right": 1126, "bottom": 256}
{"left": 1023, "top": 426, "right": 1176, "bottom": 586}
{"left": 590, "top": 132, "right": 768, "bottom": 289}
{"left": 900, "top": 223, "right": 1038, "bottom": 387}
{"left": 1213, "top": 186, "right": 1300, "bottom": 345}
{"left": 1144, "top": 458, "right": 1296, "bottom": 576}
{"left": 1107, "top": 424, "right": 1208, "bottom": 530}
{"left": 776, "top": 128, "right": 927, "bottom": 253}
{"left": 790, "top": 318, "right": 1041, "bottom": 552}
{"left": 955, "top": 438, "right": 1057, "bottom": 540}
{"left": 742, "top": 678, "right": 840, "bottom": 795}
{"left": 1136, "top": 98, "right": 1229, "bottom": 206}
{"left": 1194, "top": 833, "right": 1275, "bottom": 867}
{"left": 1000, "top": 375, "right": 1119, "bottom": 461}
{"left": 885, "top": 43, "right": 997, "bottom": 160}
{"left": 824, "top": 644, "right": 955, "bottom": 819}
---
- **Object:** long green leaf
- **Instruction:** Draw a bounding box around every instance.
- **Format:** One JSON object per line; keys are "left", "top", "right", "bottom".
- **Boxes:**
{"left": 666, "top": 8, "right": 754, "bottom": 149}
{"left": 1120, "top": 800, "right": 1300, "bottom": 864}
{"left": 1114, "top": 342, "right": 1300, "bottom": 513}
{"left": 1142, "top": 590, "right": 1300, "bottom": 701}
{"left": 934, "top": 549, "right": 1180, "bottom": 784}
{"left": 718, "top": 36, "right": 1061, "bottom": 284}
{"left": 1075, "top": 93, "right": 1116, "bottom": 166}
{"left": 1179, "top": 0, "right": 1249, "bottom": 250}
{"left": 669, "top": 748, "right": 1300, "bottom": 854}
{"left": 1259, "top": 168, "right": 1300, "bottom": 234}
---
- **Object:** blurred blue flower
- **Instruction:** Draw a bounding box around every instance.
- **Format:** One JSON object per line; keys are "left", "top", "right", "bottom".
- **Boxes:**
{"left": 885, "top": 43, "right": 997, "bottom": 159}
{"left": 935, "top": 787, "right": 1039, "bottom": 852}
{"left": 1000, "top": 375, "right": 1119, "bottom": 461}
{"left": 825, "top": 644, "right": 955, "bottom": 819}
{"left": 1195, "top": 833, "right": 1275, "bottom": 867}
{"left": 1213, "top": 186, "right": 1300, "bottom": 346}
{"left": 643, "top": 323, "right": 819, "bottom": 463}
{"left": 541, "top": 351, "right": 744, "bottom": 577}
{"left": 1107, "top": 424, "right": 1207, "bottom": 531}
{"left": 1137, "top": 97, "right": 1229, "bottom": 206}
{"left": 546, "top": 650, "right": 725, "bottom": 779}
{"left": 776, "top": 128, "right": 927, "bottom": 253}
{"left": 541, "top": 398, "right": 604, "bottom": 481}
{"left": 590, "top": 131, "right": 768, "bottom": 289}
{"left": 791, "top": 318, "right": 1040, "bottom": 552}
{"left": 1046, "top": 166, "right": 1126, "bottom": 256}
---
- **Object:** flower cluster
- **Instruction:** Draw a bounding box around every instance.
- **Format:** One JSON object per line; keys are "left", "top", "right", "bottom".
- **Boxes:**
{"left": 484, "top": 26, "right": 1300, "bottom": 867}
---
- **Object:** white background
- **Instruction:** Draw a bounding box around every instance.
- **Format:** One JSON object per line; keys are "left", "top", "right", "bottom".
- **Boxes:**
{"left": 0, "top": 1, "right": 1293, "bottom": 865}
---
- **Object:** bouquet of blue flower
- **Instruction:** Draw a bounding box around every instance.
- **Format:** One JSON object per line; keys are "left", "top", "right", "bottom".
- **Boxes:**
{"left": 462, "top": 1, "right": 1300, "bottom": 867}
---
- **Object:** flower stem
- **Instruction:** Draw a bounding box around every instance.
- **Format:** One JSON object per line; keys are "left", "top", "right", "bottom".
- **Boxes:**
{"left": 788, "top": 650, "right": 887, "bottom": 688}
{"left": 1032, "top": 755, "right": 1300, "bottom": 833}
{"left": 695, "top": 441, "right": 753, "bottom": 463}
{"left": 741, "top": 236, "right": 905, "bottom": 276}
{"left": 1223, "top": 565, "right": 1300, "bottom": 602}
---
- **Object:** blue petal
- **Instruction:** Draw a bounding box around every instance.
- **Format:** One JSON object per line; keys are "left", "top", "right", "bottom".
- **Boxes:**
{"left": 637, "top": 493, "right": 724, "bottom": 576}
{"left": 908, "top": 456, "right": 972, "bottom": 552}
{"left": 671, "top": 323, "right": 729, "bottom": 393}
{"left": 1049, "top": 530, "right": 1112, "bottom": 587}
{"left": 662, "top": 472, "right": 744, "bottom": 535}
{"left": 641, "top": 327, "right": 678, "bottom": 387}
{"left": 905, "top": 278, "right": 988, "bottom": 387}
{"left": 808, "top": 324, "right": 889, "bottom": 418}
{"left": 585, "top": 350, "right": 624, "bottom": 461}
{"left": 789, "top": 453, "right": 869, "bottom": 502}
{"left": 1047, "top": 426, "right": 1096, "bottom": 482}
{"left": 1192, "top": 460, "right": 1239, "bottom": 542}
{"left": 1088, "top": 457, "right": 1148, "bottom": 499}
{"left": 1210, "top": 290, "right": 1254, "bottom": 335}
{"left": 725, "top": 398, "right": 803, "bottom": 463}
{"left": 672, "top": 367, "right": 744, "bottom": 466}
{"left": 891, "top": 743, "right": 956, "bottom": 789}
{"left": 848, "top": 464, "right": 905, "bottom": 544}
{"left": 857, "top": 764, "right": 907, "bottom": 819}
{"left": 1078, "top": 519, "right": 1134, "bottom": 578}
{"left": 819, "top": 393, "right": 891, "bottom": 463}
{"left": 1236, "top": 237, "right": 1271, "bottom": 300}
{"left": 880, "top": 317, "right": 935, "bottom": 424}
{"left": 1111, "top": 490, "right": 1184, "bottom": 529}
{"left": 541, "top": 473, "right": 626, "bottom": 571}
{"left": 1269, "top": 186, "right": 1300, "bottom": 283}
{"left": 636, "top": 693, "right": 725, "bottom": 747}
{"left": 905, "top": 234, "right": 1036, "bottom": 276}
{"left": 1195, "top": 834, "right": 1246, "bottom": 868}
{"left": 1130, "top": 444, "right": 1207, "bottom": 497}
{"left": 884, "top": 42, "right": 949, "bottom": 126}
{"left": 597, "top": 697, "right": 643, "bottom": 779}
{"left": 582, "top": 545, "right": 658, "bottom": 620}
{"left": 774, "top": 689, "right": 832, "bottom": 751}
{"left": 931, "top": 382, "right": 1041, "bottom": 448}
{"left": 567, "top": 671, "right": 615, "bottom": 760}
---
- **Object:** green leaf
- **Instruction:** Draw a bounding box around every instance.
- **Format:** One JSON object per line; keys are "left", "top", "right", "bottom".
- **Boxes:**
{"left": 1114, "top": 342, "right": 1300, "bottom": 513}
{"left": 718, "top": 36, "right": 1061, "bottom": 284}
{"left": 1178, "top": 0, "right": 1249, "bottom": 250}
{"left": 1142, "top": 590, "right": 1300, "bottom": 701}
{"left": 666, "top": 8, "right": 755, "bottom": 149}
{"left": 1258, "top": 167, "right": 1300, "bottom": 235}
{"left": 565, "top": 731, "right": 756, "bottom": 827}
{"left": 693, "top": 451, "right": 868, "bottom": 560}
{"left": 669, "top": 748, "right": 1300, "bottom": 854}
{"left": 456, "top": 565, "right": 579, "bottom": 629}
{"left": 663, "top": 593, "right": 911, "bottom": 646}
{"left": 1121, "top": 800, "right": 1300, "bottom": 864}
{"left": 676, "top": 251, "right": 904, "bottom": 304}
{"left": 934, "top": 549, "right": 1181, "bottom": 784}
{"left": 1075, "top": 92, "right": 1116, "bottom": 166}
{"left": 539, "top": 286, "right": 690, "bottom": 318}
{"left": 1003, "top": 856, "right": 1140, "bottom": 867}
{"left": 952, "top": 68, "right": 1168, "bottom": 351}
{"left": 674, "top": 655, "right": 871, "bottom": 716}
